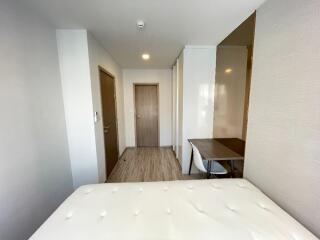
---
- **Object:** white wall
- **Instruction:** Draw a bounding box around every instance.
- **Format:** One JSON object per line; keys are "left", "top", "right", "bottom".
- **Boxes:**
{"left": 0, "top": 1, "right": 73, "bottom": 240}
{"left": 123, "top": 69, "right": 173, "bottom": 147}
{"left": 56, "top": 30, "right": 99, "bottom": 188}
{"left": 213, "top": 46, "right": 248, "bottom": 139}
{"left": 172, "top": 64, "right": 177, "bottom": 153}
{"left": 87, "top": 33, "right": 126, "bottom": 182}
{"left": 244, "top": 0, "right": 320, "bottom": 237}
{"left": 180, "top": 46, "right": 217, "bottom": 173}
{"left": 177, "top": 55, "right": 184, "bottom": 163}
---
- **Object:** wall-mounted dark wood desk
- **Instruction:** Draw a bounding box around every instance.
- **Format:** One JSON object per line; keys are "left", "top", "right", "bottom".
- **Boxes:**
{"left": 188, "top": 138, "right": 245, "bottom": 178}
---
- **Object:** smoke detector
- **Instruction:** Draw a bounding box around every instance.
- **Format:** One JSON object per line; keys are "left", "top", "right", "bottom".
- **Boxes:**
{"left": 136, "top": 20, "right": 145, "bottom": 30}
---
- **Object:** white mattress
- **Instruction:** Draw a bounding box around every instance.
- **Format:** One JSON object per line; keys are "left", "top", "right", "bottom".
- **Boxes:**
{"left": 30, "top": 179, "right": 318, "bottom": 240}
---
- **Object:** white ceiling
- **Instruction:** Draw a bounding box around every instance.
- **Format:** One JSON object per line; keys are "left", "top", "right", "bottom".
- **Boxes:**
{"left": 23, "top": 0, "right": 266, "bottom": 68}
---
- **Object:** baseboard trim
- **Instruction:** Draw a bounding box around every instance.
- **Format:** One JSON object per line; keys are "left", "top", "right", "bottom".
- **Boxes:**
{"left": 119, "top": 147, "right": 132, "bottom": 160}
{"left": 160, "top": 145, "right": 173, "bottom": 148}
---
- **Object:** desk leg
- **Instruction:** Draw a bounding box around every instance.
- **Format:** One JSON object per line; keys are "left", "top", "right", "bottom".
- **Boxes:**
{"left": 188, "top": 149, "right": 193, "bottom": 175}
{"left": 230, "top": 160, "right": 234, "bottom": 178}
{"left": 207, "top": 161, "right": 212, "bottom": 179}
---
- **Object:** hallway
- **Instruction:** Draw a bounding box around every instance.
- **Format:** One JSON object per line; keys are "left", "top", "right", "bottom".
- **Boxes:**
{"left": 107, "top": 147, "right": 202, "bottom": 183}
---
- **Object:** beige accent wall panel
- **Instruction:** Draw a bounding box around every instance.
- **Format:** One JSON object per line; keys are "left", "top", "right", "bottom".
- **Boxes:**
{"left": 244, "top": 0, "right": 320, "bottom": 237}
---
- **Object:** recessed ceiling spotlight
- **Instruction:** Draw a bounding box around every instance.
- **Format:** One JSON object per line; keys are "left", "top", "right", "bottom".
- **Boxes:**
{"left": 137, "top": 20, "right": 145, "bottom": 30}
{"left": 225, "top": 68, "right": 233, "bottom": 74}
{"left": 142, "top": 54, "right": 150, "bottom": 60}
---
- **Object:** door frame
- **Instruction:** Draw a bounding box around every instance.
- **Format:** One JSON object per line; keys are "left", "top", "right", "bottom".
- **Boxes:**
{"left": 98, "top": 66, "right": 120, "bottom": 178}
{"left": 133, "top": 83, "right": 160, "bottom": 147}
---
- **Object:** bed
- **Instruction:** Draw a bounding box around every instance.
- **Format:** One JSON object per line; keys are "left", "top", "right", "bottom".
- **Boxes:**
{"left": 30, "top": 179, "right": 318, "bottom": 240}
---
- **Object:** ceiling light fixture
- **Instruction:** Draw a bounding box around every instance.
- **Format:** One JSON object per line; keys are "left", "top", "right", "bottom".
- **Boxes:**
{"left": 142, "top": 54, "right": 150, "bottom": 60}
{"left": 225, "top": 68, "right": 233, "bottom": 74}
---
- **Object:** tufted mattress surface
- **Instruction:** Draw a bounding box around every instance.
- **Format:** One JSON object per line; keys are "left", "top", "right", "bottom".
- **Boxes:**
{"left": 30, "top": 179, "right": 318, "bottom": 240}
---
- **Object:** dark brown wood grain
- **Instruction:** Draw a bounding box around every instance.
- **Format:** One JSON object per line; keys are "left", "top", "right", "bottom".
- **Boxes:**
{"left": 188, "top": 138, "right": 244, "bottom": 161}
{"left": 99, "top": 67, "right": 119, "bottom": 178}
{"left": 134, "top": 84, "right": 159, "bottom": 147}
{"left": 215, "top": 138, "right": 246, "bottom": 156}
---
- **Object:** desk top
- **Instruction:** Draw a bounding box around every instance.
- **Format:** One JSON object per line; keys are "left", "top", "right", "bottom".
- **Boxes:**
{"left": 188, "top": 138, "right": 244, "bottom": 161}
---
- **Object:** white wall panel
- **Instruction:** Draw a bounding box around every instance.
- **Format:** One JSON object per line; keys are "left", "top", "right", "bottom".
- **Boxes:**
{"left": 172, "top": 64, "right": 177, "bottom": 153}
{"left": 0, "top": 1, "right": 73, "bottom": 239}
{"left": 244, "top": 0, "right": 320, "bottom": 237}
{"left": 56, "top": 30, "right": 99, "bottom": 188}
{"left": 180, "top": 46, "right": 216, "bottom": 173}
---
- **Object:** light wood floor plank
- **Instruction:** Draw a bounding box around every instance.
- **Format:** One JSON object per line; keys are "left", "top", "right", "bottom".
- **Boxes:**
{"left": 107, "top": 147, "right": 204, "bottom": 183}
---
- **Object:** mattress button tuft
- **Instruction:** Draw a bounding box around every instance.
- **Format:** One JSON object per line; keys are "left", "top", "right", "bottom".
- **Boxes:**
{"left": 133, "top": 210, "right": 140, "bottom": 216}
{"left": 166, "top": 208, "right": 172, "bottom": 215}
{"left": 258, "top": 203, "right": 269, "bottom": 211}
{"left": 196, "top": 205, "right": 204, "bottom": 213}
{"left": 84, "top": 188, "right": 93, "bottom": 194}
{"left": 237, "top": 183, "right": 246, "bottom": 188}
{"left": 112, "top": 187, "right": 119, "bottom": 193}
{"left": 187, "top": 185, "right": 194, "bottom": 190}
{"left": 163, "top": 186, "right": 169, "bottom": 192}
{"left": 100, "top": 210, "right": 107, "bottom": 218}
{"left": 227, "top": 205, "right": 237, "bottom": 212}
{"left": 139, "top": 187, "right": 143, "bottom": 193}
{"left": 211, "top": 183, "right": 220, "bottom": 189}
{"left": 65, "top": 211, "right": 73, "bottom": 220}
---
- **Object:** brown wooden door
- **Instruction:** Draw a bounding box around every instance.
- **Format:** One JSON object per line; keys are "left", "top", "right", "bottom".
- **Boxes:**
{"left": 135, "top": 85, "right": 159, "bottom": 147}
{"left": 100, "top": 69, "right": 119, "bottom": 177}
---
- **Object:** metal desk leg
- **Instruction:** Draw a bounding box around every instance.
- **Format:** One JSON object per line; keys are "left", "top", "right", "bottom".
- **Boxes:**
{"left": 188, "top": 149, "right": 193, "bottom": 175}
{"left": 207, "top": 161, "right": 212, "bottom": 179}
{"left": 230, "top": 160, "right": 234, "bottom": 178}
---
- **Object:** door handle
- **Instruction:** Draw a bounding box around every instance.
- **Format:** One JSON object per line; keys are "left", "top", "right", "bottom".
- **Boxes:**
{"left": 104, "top": 125, "right": 110, "bottom": 133}
{"left": 137, "top": 114, "right": 142, "bottom": 119}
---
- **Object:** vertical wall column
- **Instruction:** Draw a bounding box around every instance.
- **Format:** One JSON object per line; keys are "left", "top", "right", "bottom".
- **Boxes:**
{"left": 172, "top": 64, "right": 177, "bottom": 154}
{"left": 56, "top": 30, "right": 99, "bottom": 188}
{"left": 177, "top": 53, "right": 184, "bottom": 164}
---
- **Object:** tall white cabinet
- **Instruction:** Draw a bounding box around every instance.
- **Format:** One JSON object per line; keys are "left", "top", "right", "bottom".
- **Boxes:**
{"left": 172, "top": 46, "right": 217, "bottom": 173}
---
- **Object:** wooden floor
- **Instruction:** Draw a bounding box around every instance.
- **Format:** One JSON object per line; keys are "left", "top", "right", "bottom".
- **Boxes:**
{"left": 107, "top": 147, "right": 203, "bottom": 183}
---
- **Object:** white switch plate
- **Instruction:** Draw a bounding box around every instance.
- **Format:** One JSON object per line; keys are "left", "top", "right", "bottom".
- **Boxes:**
{"left": 94, "top": 112, "right": 99, "bottom": 123}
